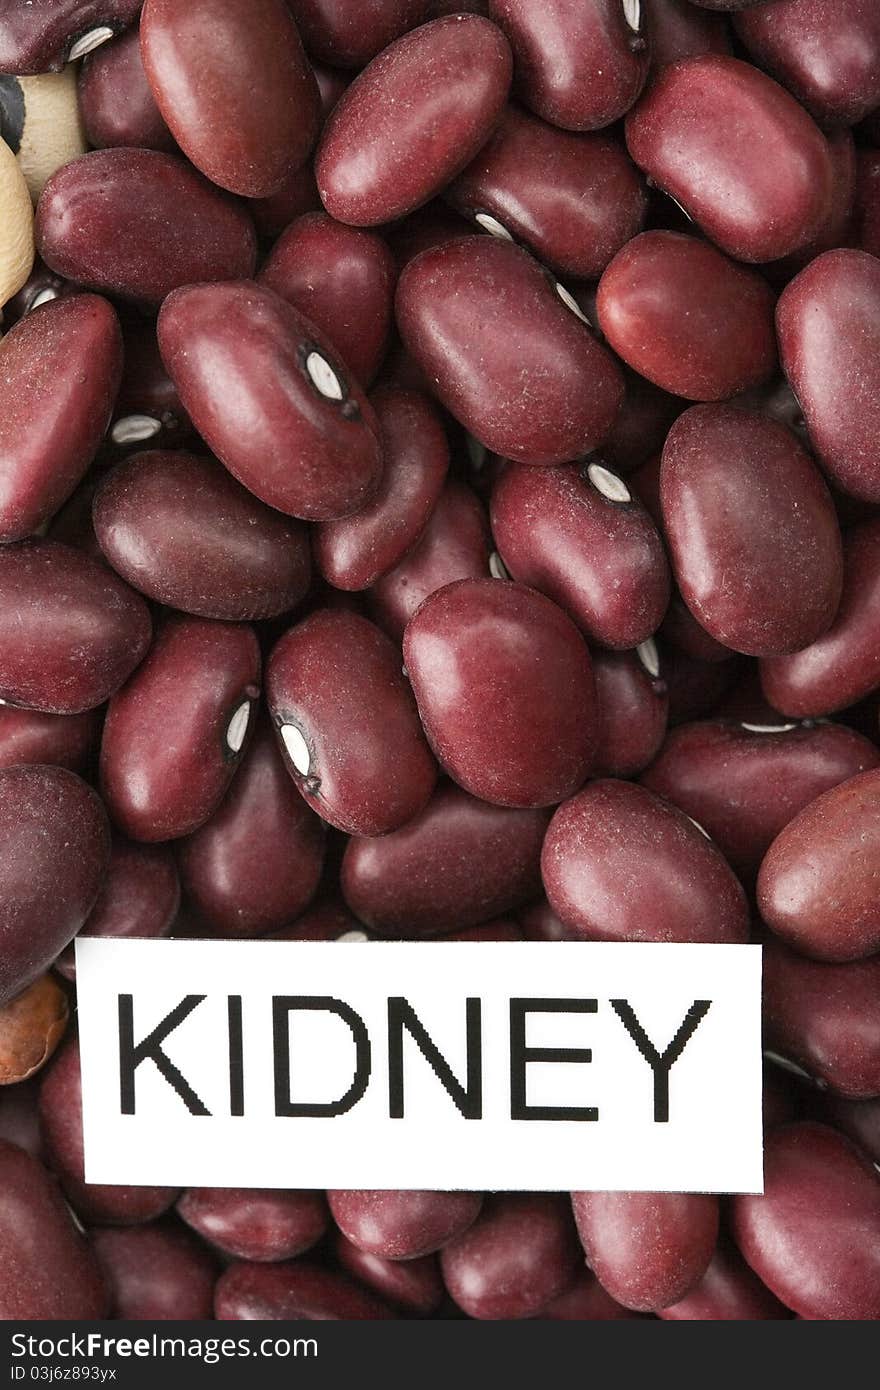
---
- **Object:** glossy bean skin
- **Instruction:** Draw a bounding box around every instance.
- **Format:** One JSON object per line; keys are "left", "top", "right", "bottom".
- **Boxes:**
{"left": 732, "top": 1123, "right": 880, "bottom": 1320}
{"left": 396, "top": 238, "right": 623, "bottom": 465}
{"left": 177, "top": 717, "right": 324, "bottom": 937}
{"left": 0, "top": 0, "right": 141, "bottom": 73}
{"left": 0, "top": 705, "right": 100, "bottom": 773}
{"left": 177, "top": 1188, "right": 327, "bottom": 1263}
{"left": 659, "top": 1241, "right": 789, "bottom": 1320}
{"left": 490, "top": 462, "right": 670, "bottom": 649}
{"left": 441, "top": 1194, "right": 579, "bottom": 1320}
{"left": 100, "top": 616, "right": 261, "bottom": 843}
{"left": 0, "top": 295, "right": 121, "bottom": 542}
{"left": 542, "top": 779, "right": 750, "bottom": 944}
{"left": 404, "top": 578, "right": 596, "bottom": 808}
{"left": 247, "top": 163, "right": 321, "bottom": 239}
{"left": 328, "top": 1190, "right": 482, "bottom": 1260}
{"left": 762, "top": 939, "right": 880, "bottom": 1098}
{"left": 271, "top": 893, "right": 368, "bottom": 943}
{"left": 0, "top": 1140, "right": 106, "bottom": 1319}
{"left": 267, "top": 609, "right": 435, "bottom": 835}
{"left": 592, "top": 648, "right": 669, "bottom": 778}
{"left": 215, "top": 1260, "right": 394, "bottom": 1320}
{"left": 734, "top": 0, "right": 880, "bottom": 129}
{"left": 93, "top": 451, "right": 312, "bottom": 621}
{"left": 767, "top": 124, "right": 858, "bottom": 280}
{"left": 158, "top": 281, "right": 382, "bottom": 522}
{"left": 289, "top": 0, "right": 428, "bottom": 67}
{"left": 661, "top": 406, "right": 842, "bottom": 657}
{"left": 447, "top": 104, "right": 647, "bottom": 280}
{"left": 315, "top": 15, "right": 511, "bottom": 226}
{"left": 487, "top": 0, "right": 649, "bottom": 132}
{"left": 647, "top": 0, "right": 732, "bottom": 70}
{"left": 36, "top": 149, "right": 257, "bottom": 306}
{"left": 92, "top": 1221, "right": 217, "bottom": 1320}
{"left": 625, "top": 55, "right": 834, "bottom": 262}
{"left": 0, "top": 974, "right": 68, "bottom": 1086}
{"left": 77, "top": 27, "right": 175, "bottom": 151}
{"left": 334, "top": 1235, "right": 443, "bottom": 1317}
{"left": 571, "top": 1192, "right": 719, "bottom": 1312}
{"left": 342, "top": 783, "right": 548, "bottom": 936}
{"left": 760, "top": 518, "right": 880, "bottom": 716}
{"left": 777, "top": 250, "right": 880, "bottom": 502}
{"left": 0, "top": 766, "right": 109, "bottom": 1006}
{"left": 259, "top": 212, "right": 395, "bottom": 386}
{"left": 541, "top": 1267, "right": 642, "bottom": 1320}
{"left": 597, "top": 232, "right": 776, "bottom": 401}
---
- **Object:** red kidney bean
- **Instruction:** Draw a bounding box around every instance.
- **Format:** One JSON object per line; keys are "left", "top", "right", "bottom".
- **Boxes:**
{"left": 384, "top": 199, "right": 476, "bottom": 271}
{"left": 732, "top": 1122, "right": 880, "bottom": 1319}
{"left": 2, "top": 257, "right": 70, "bottom": 328}
{"left": 855, "top": 149, "right": 880, "bottom": 258}
{"left": 36, "top": 149, "right": 257, "bottom": 305}
{"left": 592, "top": 646, "right": 669, "bottom": 778}
{"left": 542, "top": 778, "right": 749, "bottom": 944}
{"left": 660, "top": 596, "right": 737, "bottom": 665}
{"left": 39, "top": 1039, "right": 179, "bottom": 1224}
{"left": 404, "top": 578, "right": 596, "bottom": 808}
{"left": 0, "top": 765, "right": 108, "bottom": 1005}
{"left": 100, "top": 615, "right": 260, "bottom": 842}
{"left": 328, "top": 1190, "right": 482, "bottom": 1260}
{"left": 767, "top": 126, "right": 858, "bottom": 281}
{"left": 110, "top": 320, "right": 193, "bottom": 454}
{"left": 541, "top": 1266, "right": 643, "bottom": 1319}
{"left": 315, "top": 15, "right": 511, "bottom": 226}
{"left": 659, "top": 1240, "right": 790, "bottom": 1320}
{"left": 396, "top": 237, "right": 623, "bottom": 465}
{"left": 177, "top": 716, "right": 324, "bottom": 937}
{"left": 602, "top": 372, "right": 683, "bottom": 476}
{"left": 271, "top": 892, "right": 367, "bottom": 943}
{"left": 661, "top": 405, "right": 842, "bottom": 657}
{"left": 597, "top": 232, "right": 776, "bottom": 401}
{"left": 0, "top": 704, "right": 100, "bottom": 774}
{"left": 447, "top": 104, "right": 647, "bottom": 280}
{"left": 665, "top": 647, "right": 742, "bottom": 725}
{"left": 0, "top": 0, "right": 142, "bottom": 73}
{"left": 0, "top": 1140, "right": 106, "bottom": 1318}
{"left": 215, "top": 1260, "right": 395, "bottom": 1319}
{"left": 441, "top": 1194, "right": 579, "bottom": 1320}
{"left": 518, "top": 897, "right": 571, "bottom": 942}
{"left": 0, "top": 1081, "right": 44, "bottom": 1159}
{"left": 0, "top": 974, "right": 68, "bottom": 1086}
{"left": 177, "top": 1188, "right": 327, "bottom": 1262}
{"left": 334, "top": 1234, "right": 443, "bottom": 1317}
{"left": 248, "top": 162, "right": 322, "bottom": 239}
{"left": 490, "top": 462, "right": 670, "bottom": 650}
{"left": 440, "top": 918, "right": 523, "bottom": 942}
{"left": 626, "top": 55, "right": 834, "bottom": 262}
{"left": 92, "top": 1220, "right": 217, "bottom": 1320}
{"left": 342, "top": 782, "right": 548, "bottom": 936}
{"left": 777, "top": 249, "right": 880, "bottom": 502}
{"left": 290, "top": 1, "right": 428, "bottom": 68}
{"left": 158, "top": 280, "right": 382, "bottom": 522}
{"left": 369, "top": 479, "right": 491, "bottom": 641}
{"left": 267, "top": 609, "right": 435, "bottom": 835}
{"left": 642, "top": 719, "right": 879, "bottom": 881}
{"left": 647, "top": 0, "right": 732, "bottom": 70}
{"left": 77, "top": 26, "right": 175, "bottom": 151}
{"left": 760, "top": 518, "right": 880, "bottom": 716}
{"left": 259, "top": 212, "right": 395, "bottom": 386}
{"left": 0, "top": 295, "right": 121, "bottom": 542}
{"left": 821, "top": 1095, "right": 880, "bottom": 1164}
{"left": 93, "top": 451, "right": 312, "bottom": 621}
{"left": 487, "top": 1, "right": 649, "bottom": 131}
{"left": 315, "top": 387, "right": 448, "bottom": 592}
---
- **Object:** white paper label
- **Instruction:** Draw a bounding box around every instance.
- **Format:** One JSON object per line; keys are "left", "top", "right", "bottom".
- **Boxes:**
{"left": 76, "top": 939, "right": 764, "bottom": 1193}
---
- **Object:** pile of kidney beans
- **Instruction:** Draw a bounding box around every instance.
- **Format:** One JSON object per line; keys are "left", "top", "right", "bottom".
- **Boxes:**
{"left": 0, "top": 0, "right": 878, "bottom": 1324}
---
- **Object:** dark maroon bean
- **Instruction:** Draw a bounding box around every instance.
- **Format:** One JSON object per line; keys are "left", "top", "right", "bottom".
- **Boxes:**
{"left": 0, "top": 1139, "right": 106, "bottom": 1318}
{"left": 542, "top": 778, "right": 750, "bottom": 943}
{"left": 0, "top": 295, "right": 121, "bottom": 542}
{"left": 647, "top": 0, "right": 732, "bottom": 69}
{"left": 328, "top": 1190, "right": 482, "bottom": 1259}
{"left": 855, "top": 149, "right": 880, "bottom": 257}
{"left": 0, "top": 974, "right": 68, "bottom": 1086}
{"left": 592, "top": 646, "right": 669, "bottom": 777}
{"left": 215, "top": 1260, "right": 395, "bottom": 1319}
{"left": 732, "top": 1122, "right": 880, "bottom": 1319}
{"left": 1, "top": 258, "right": 70, "bottom": 329}
{"left": 36, "top": 149, "right": 257, "bottom": 306}
{"left": 39, "top": 1040, "right": 179, "bottom": 1224}
{"left": 626, "top": 55, "right": 834, "bottom": 262}
{"left": 316, "top": 15, "right": 511, "bottom": 226}
{"left": 267, "top": 609, "right": 436, "bottom": 835}
{"left": 541, "top": 1267, "right": 643, "bottom": 1320}
{"left": 441, "top": 1194, "right": 579, "bottom": 1321}
{"left": 289, "top": 0, "right": 428, "bottom": 67}
{"left": 396, "top": 237, "right": 623, "bottom": 465}
{"left": 110, "top": 320, "right": 193, "bottom": 453}
{"left": 177, "top": 1188, "right": 327, "bottom": 1262}
{"left": 0, "top": 765, "right": 108, "bottom": 1005}
{"left": 141, "top": 0, "right": 319, "bottom": 199}
{"left": 77, "top": 26, "right": 175, "bottom": 151}
{"left": 597, "top": 232, "right": 776, "bottom": 401}
{"left": 661, "top": 406, "right": 842, "bottom": 657}
{"left": 760, "top": 518, "right": 880, "bottom": 716}
{"left": 518, "top": 897, "right": 571, "bottom": 941}
{"left": 571, "top": 1191, "right": 719, "bottom": 1312}
{"left": 0, "top": 1081, "right": 43, "bottom": 1158}
{"left": 259, "top": 212, "right": 395, "bottom": 386}
{"left": 821, "top": 1096, "right": 880, "bottom": 1164}
{"left": 487, "top": 0, "right": 649, "bottom": 131}
{"left": 404, "top": 578, "right": 596, "bottom": 807}
{"left": 342, "top": 782, "right": 548, "bottom": 936}
{"left": 93, "top": 451, "right": 312, "bottom": 621}
{"left": 664, "top": 647, "right": 741, "bottom": 725}
{"left": 660, "top": 595, "right": 737, "bottom": 664}
{"left": 490, "top": 462, "right": 670, "bottom": 649}
{"left": 177, "top": 717, "right": 324, "bottom": 937}
{"left": 334, "top": 1234, "right": 443, "bottom": 1316}
{"left": 384, "top": 199, "right": 476, "bottom": 270}
{"left": 92, "top": 1220, "right": 217, "bottom": 1320}
{"left": 0, "top": 705, "right": 100, "bottom": 774}
{"left": 158, "top": 280, "right": 382, "bottom": 522}
{"left": 659, "top": 1241, "right": 790, "bottom": 1320}
{"left": 100, "top": 615, "right": 260, "bottom": 842}
{"left": 767, "top": 126, "right": 858, "bottom": 281}
{"left": 247, "top": 164, "right": 322, "bottom": 239}
{"left": 777, "top": 249, "right": 880, "bottom": 502}
{"left": 441, "top": 919, "right": 523, "bottom": 941}
{"left": 271, "top": 892, "right": 366, "bottom": 943}
{"left": 0, "top": 0, "right": 141, "bottom": 73}
{"left": 602, "top": 372, "right": 684, "bottom": 476}
{"left": 447, "top": 103, "right": 647, "bottom": 280}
